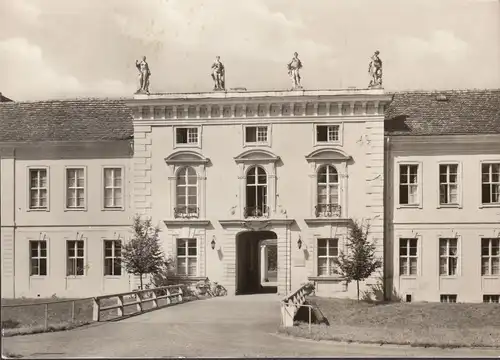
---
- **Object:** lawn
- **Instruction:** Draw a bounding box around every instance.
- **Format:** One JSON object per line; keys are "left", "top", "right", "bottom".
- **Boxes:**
{"left": 280, "top": 296, "right": 500, "bottom": 349}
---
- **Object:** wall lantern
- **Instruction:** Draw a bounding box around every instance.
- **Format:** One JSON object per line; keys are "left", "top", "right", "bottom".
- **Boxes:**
{"left": 297, "top": 235, "right": 302, "bottom": 250}
{"left": 211, "top": 236, "right": 216, "bottom": 250}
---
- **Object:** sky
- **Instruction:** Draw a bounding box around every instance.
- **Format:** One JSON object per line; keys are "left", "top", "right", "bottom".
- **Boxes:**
{"left": 0, "top": 0, "right": 499, "bottom": 101}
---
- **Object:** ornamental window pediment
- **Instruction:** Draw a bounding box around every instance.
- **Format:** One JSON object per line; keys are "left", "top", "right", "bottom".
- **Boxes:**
{"left": 164, "top": 150, "right": 210, "bottom": 165}
{"left": 234, "top": 149, "right": 280, "bottom": 164}
{"left": 305, "top": 148, "right": 351, "bottom": 163}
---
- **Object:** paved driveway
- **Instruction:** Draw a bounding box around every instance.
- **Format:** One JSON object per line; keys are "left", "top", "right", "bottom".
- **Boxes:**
{"left": 3, "top": 294, "right": 499, "bottom": 358}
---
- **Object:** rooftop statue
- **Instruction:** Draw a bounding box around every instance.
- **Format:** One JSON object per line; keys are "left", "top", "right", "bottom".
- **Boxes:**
{"left": 368, "top": 50, "right": 383, "bottom": 88}
{"left": 135, "top": 56, "right": 151, "bottom": 94}
{"left": 211, "top": 56, "right": 225, "bottom": 91}
{"left": 287, "top": 52, "right": 303, "bottom": 90}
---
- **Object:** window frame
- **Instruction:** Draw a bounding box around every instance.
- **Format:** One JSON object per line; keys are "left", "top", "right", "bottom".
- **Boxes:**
{"left": 440, "top": 294, "right": 457, "bottom": 303}
{"left": 242, "top": 124, "right": 271, "bottom": 147}
{"left": 102, "top": 166, "right": 125, "bottom": 211}
{"left": 397, "top": 162, "right": 422, "bottom": 208}
{"left": 314, "top": 123, "right": 342, "bottom": 146}
{"left": 483, "top": 294, "right": 500, "bottom": 303}
{"left": 173, "top": 126, "right": 202, "bottom": 149}
{"left": 64, "top": 166, "right": 87, "bottom": 211}
{"left": 175, "top": 166, "right": 199, "bottom": 218}
{"left": 66, "top": 239, "right": 86, "bottom": 277}
{"left": 29, "top": 240, "right": 48, "bottom": 276}
{"left": 245, "top": 165, "right": 269, "bottom": 218}
{"left": 481, "top": 237, "right": 500, "bottom": 276}
{"left": 480, "top": 161, "right": 500, "bottom": 207}
{"left": 27, "top": 166, "right": 50, "bottom": 212}
{"left": 316, "top": 238, "right": 339, "bottom": 277}
{"left": 316, "top": 164, "right": 340, "bottom": 217}
{"left": 103, "top": 239, "right": 122, "bottom": 277}
{"left": 437, "top": 162, "right": 461, "bottom": 208}
{"left": 439, "top": 238, "right": 459, "bottom": 277}
{"left": 176, "top": 238, "right": 198, "bottom": 277}
{"left": 399, "top": 238, "right": 419, "bottom": 277}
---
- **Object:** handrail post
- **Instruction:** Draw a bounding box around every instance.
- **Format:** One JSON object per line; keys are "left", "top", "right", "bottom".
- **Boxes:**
{"left": 136, "top": 291, "right": 143, "bottom": 313}
{"left": 308, "top": 305, "right": 312, "bottom": 333}
{"left": 151, "top": 290, "right": 158, "bottom": 308}
{"left": 178, "top": 286, "right": 183, "bottom": 303}
{"left": 92, "top": 297, "right": 100, "bottom": 322}
{"left": 166, "top": 288, "right": 171, "bottom": 305}
{"left": 44, "top": 303, "right": 48, "bottom": 330}
{"left": 71, "top": 300, "right": 75, "bottom": 323}
{"left": 117, "top": 295, "right": 124, "bottom": 317}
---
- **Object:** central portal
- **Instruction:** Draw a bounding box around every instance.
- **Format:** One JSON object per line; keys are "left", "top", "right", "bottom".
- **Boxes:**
{"left": 236, "top": 230, "right": 278, "bottom": 295}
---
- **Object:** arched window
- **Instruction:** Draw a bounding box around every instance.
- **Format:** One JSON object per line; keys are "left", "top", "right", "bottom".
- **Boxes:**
{"left": 316, "top": 165, "right": 340, "bottom": 217}
{"left": 245, "top": 166, "right": 268, "bottom": 218}
{"left": 175, "top": 166, "right": 198, "bottom": 218}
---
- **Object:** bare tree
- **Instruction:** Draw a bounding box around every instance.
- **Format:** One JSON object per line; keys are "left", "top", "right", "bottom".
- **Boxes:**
{"left": 333, "top": 220, "right": 383, "bottom": 300}
{"left": 122, "top": 215, "right": 164, "bottom": 290}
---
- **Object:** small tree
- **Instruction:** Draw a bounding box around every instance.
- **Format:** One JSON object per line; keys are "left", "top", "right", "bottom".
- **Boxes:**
{"left": 333, "top": 220, "right": 382, "bottom": 301}
{"left": 122, "top": 215, "right": 164, "bottom": 290}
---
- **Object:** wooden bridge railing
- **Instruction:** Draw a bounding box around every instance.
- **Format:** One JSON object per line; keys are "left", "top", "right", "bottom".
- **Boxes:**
{"left": 92, "top": 284, "right": 184, "bottom": 322}
{"left": 280, "top": 282, "right": 315, "bottom": 327}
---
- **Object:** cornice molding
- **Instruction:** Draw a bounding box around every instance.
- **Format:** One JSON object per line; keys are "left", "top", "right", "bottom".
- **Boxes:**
{"left": 304, "top": 218, "right": 353, "bottom": 226}
{"left": 219, "top": 218, "right": 295, "bottom": 229}
{"left": 163, "top": 219, "right": 211, "bottom": 227}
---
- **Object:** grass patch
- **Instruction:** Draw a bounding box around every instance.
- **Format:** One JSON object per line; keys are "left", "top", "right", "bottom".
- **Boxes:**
{"left": 280, "top": 296, "right": 500, "bottom": 349}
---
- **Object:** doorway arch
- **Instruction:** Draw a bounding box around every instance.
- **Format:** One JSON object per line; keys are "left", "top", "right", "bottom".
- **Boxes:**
{"left": 235, "top": 230, "right": 277, "bottom": 295}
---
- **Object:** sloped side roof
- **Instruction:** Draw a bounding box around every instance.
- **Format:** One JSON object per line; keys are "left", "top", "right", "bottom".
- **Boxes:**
{"left": 384, "top": 89, "right": 500, "bottom": 136}
{"left": 0, "top": 98, "right": 133, "bottom": 142}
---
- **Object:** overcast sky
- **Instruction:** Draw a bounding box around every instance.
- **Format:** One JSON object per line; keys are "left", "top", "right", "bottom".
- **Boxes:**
{"left": 0, "top": 0, "right": 499, "bottom": 101}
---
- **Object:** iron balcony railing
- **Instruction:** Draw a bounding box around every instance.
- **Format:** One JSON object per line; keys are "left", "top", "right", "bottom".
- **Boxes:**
{"left": 244, "top": 205, "right": 270, "bottom": 219}
{"left": 315, "top": 204, "right": 341, "bottom": 218}
{"left": 174, "top": 206, "right": 199, "bottom": 219}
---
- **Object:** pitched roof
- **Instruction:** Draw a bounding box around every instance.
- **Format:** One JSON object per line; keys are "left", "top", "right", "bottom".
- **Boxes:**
{"left": 384, "top": 89, "right": 500, "bottom": 136}
{"left": 0, "top": 98, "right": 133, "bottom": 142}
{"left": 0, "top": 93, "right": 13, "bottom": 102}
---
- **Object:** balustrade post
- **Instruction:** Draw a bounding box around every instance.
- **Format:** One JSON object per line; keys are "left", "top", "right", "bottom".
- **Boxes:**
{"left": 71, "top": 300, "right": 75, "bottom": 323}
{"left": 117, "top": 295, "right": 124, "bottom": 316}
{"left": 151, "top": 290, "right": 158, "bottom": 308}
{"left": 44, "top": 303, "right": 48, "bottom": 330}
{"left": 136, "top": 292, "right": 143, "bottom": 313}
{"left": 178, "top": 286, "right": 183, "bottom": 303}
{"left": 166, "top": 288, "right": 171, "bottom": 305}
{"left": 92, "top": 298, "right": 100, "bottom": 322}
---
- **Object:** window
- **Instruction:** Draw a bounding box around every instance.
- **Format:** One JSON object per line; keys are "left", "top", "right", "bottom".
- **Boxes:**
{"left": 104, "top": 240, "right": 122, "bottom": 276}
{"left": 29, "top": 169, "right": 48, "bottom": 210}
{"left": 245, "top": 166, "right": 268, "bottom": 218}
{"left": 400, "top": 238, "right": 418, "bottom": 276}
{"left": 439, "top": 164, "right": 459, "bottom": 206}
{"left": 481, "top": 238, "right": 500, "bottom": 276}
{"left": 316, "top": 125, "right": 340, "bottom": 143}
{"left": 103, "top": 168, "right": 123, "bottom": 209}
{"left": 177, "top": 239, "right": 197, "bottom": 276}
{"left": 175, "top": 127, "right": 199, "bottom": 145}
{"left": 483, "top": 295, "right": 500, "bottom": 303}
{"left": 439, "top": 238, "right": 458, "bottom": 276}
{"left": 316, "top": 165, "right": 340, "bottom": 217}
{"left": 66, "top": 168, "right": 85, "bottom": 209}
{"left": 440, "top": 294, "right": 457, "bottom": 303}
{"left": 399, "top": 164, "right": 419, "bottom": 205}
{"left": 30, "top": 241, "right": 47, "bottom": 276}
{"left": 175, "top": 166, "right": 198, "bottom": 218}
{"left": 245, "top": 126, "right": 268, "bottom": 145}
{"left": 67, "top": 240, "right": 85, "bottom": 276}
{"left": 317, "top": 238, "right": 339, "bottom": 276}
{"left": 481, "top": 163, "right": 500, "bottom": 205}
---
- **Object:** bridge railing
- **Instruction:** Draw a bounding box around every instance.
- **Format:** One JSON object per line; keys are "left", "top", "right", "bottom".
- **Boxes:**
{"left": 92, "top": 284, "right": 184, "bottom": 322}
{"left": 280, "top": 282, "right": 315, "bottom": 327}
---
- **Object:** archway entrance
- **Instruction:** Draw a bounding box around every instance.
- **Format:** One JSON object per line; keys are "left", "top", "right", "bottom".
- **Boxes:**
{"left": 236, "top": 230, "right": 278, "bottom": 295}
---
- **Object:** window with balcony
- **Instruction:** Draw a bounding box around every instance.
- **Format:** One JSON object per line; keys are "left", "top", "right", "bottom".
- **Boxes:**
{"left": 481, "top": 238, "right": 500, "bottom": 276}
{"left": 177, "top": 238, "right": 197, "bottom": 276}
{"left": 316, "top": 125, "right": 340, "bottom": 144}
{"left": 244, "top": 126, "right": 269, "bottom": 146}
{"left": 104, "top": 240, "right": 122, "bottom": 276}
{"left": 175, "top": 127, "right": 199, "bottom": 146}
{"left": 245, "top": 166, "right": 268, "bottom": 218}
{"left": 316, "top": 165, "right": 340, "bottom": 217}
{"left": 439, "top": 238, "right": 458, "bottom": 276}
{"left": 66, "top": 168, "right": 85, "bottom": 210}
{"left": 103, "top": 167, "right": 123, "bottom": 209}
{"left": 481, "top": 163, "right": 500, "bottom": 205}
{"left": 399, "top": 164, "right": 419, "bottom": 206}
{"left": 400, "top": 238, "right": 418, "bottom": 276}
{"left": 317, "top": 238, "right": 339, "bottom": 276}
{"left": 29, "top": 168, "right": 48, "bottom": 210}
{"left": 30, "top": 240, "right": 47, "bottom": 276}
{"left": 67, "top": 240, "right": 85, "bottom": 276}
{"left": 175, "top": 166, "right": 198, "bottom": 218}
{"left": 439, "top": 164, "right": 459, "bottom": 206}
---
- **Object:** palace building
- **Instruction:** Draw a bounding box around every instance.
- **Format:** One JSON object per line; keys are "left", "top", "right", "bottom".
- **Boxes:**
{"left": 1, "top": 88, "right": 499, "bottom": 303}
